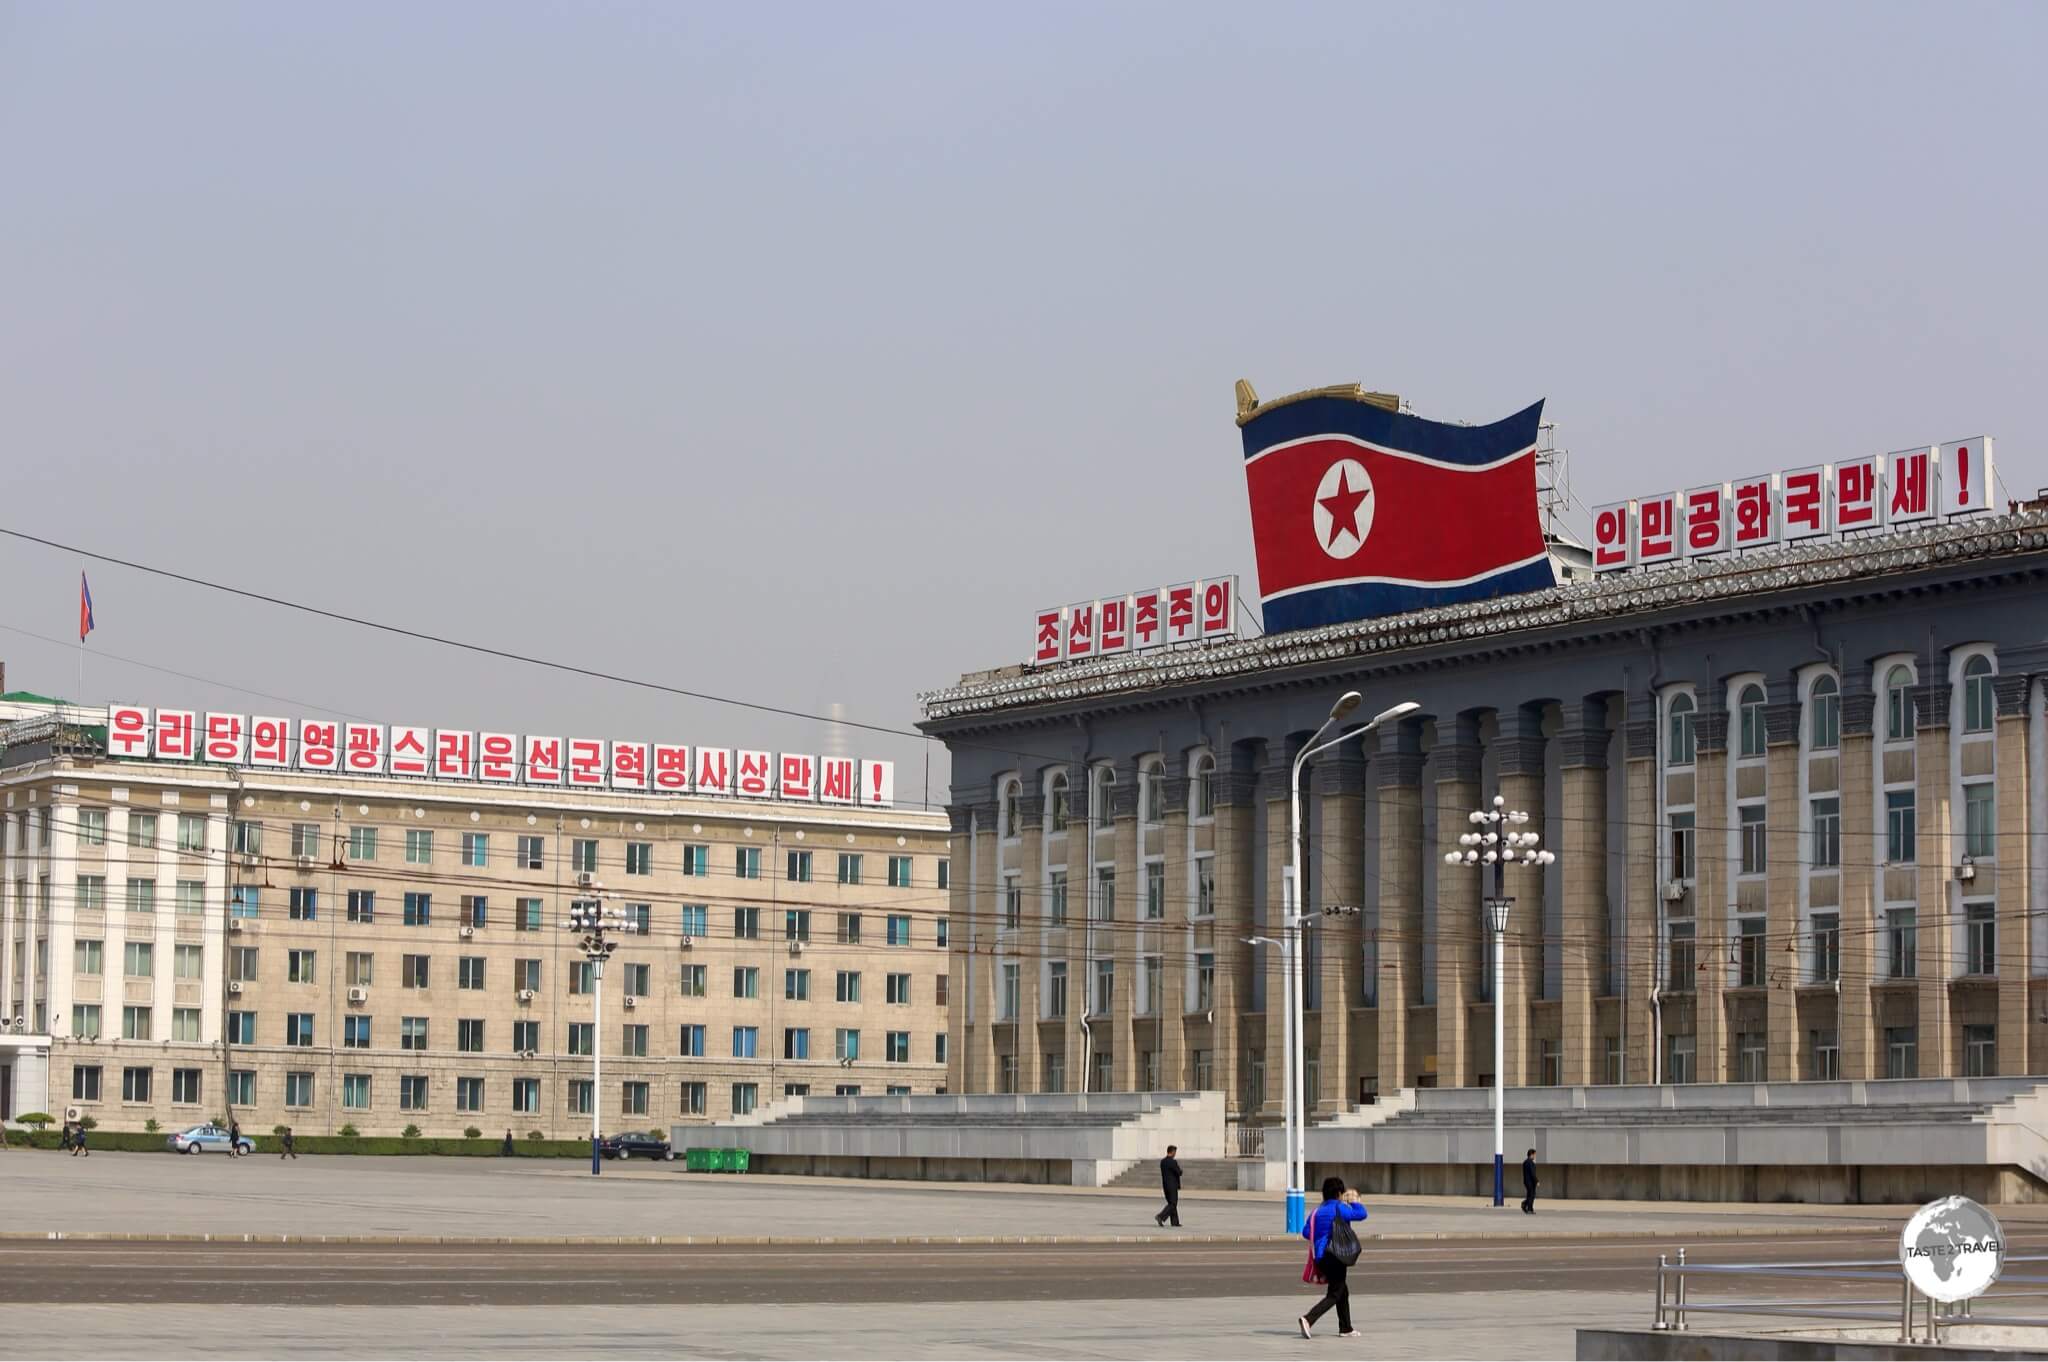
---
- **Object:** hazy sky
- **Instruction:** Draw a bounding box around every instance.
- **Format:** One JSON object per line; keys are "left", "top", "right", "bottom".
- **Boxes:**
{"left": 3, "top": 2, "right": 2043, "bottom": 807}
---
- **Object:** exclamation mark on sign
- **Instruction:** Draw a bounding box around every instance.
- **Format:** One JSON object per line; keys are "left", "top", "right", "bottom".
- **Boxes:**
{"left": 870, "top": 763, "right": 882, "bottom": 801}
{"left": 1957, "top": 446, "right": 1971, "bottom": 507}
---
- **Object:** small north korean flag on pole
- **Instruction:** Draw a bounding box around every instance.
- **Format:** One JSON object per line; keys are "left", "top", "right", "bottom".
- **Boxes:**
{"left": 79, "top": 572, "right": 96, "bottom": 642}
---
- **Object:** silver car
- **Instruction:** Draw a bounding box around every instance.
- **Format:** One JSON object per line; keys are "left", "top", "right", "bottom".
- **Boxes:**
{"left": 167, "top": 1123, "right": 252, "bottom": 1155}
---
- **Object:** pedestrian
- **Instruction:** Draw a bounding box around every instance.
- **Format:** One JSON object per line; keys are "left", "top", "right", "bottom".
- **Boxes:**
{"left": 1521, "top": 1148, "right": 1539, "bottom": 1215}
{"left": 280, "top": 1126, "right": 297, "bottom": 1159}
{"left": 72, "top": 1122, "right": 89, "bottom": 1158}
{"left": 1154, "top": 1144, "right": 1184, "bottom": 1227}
{"left": 229, "top": 1120, "right": 243, "bottom": 1157}
{"left": 1297, "top": 1176, "right": 1367, "bottom": 1339}
{"left": 502, "top": 1128, "right": 515, "bottom": 1158}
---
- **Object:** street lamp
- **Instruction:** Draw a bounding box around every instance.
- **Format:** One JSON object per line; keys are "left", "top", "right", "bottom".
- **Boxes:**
{"left": 562, "top": 890, "right": 636, "bottom": 1176}
{"left": 1444, "top": 794, "right": 1555, "bottom": 1207}
{"left": 1283, "top": 693, "right": 1420, "bottom": 1233}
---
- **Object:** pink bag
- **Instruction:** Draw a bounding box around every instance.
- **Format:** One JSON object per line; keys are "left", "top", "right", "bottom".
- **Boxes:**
{"left": 1302, "top": 1251, "right": 1325, "bottom": 1286}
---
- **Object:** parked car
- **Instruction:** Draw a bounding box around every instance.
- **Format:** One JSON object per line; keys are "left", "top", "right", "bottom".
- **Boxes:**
{"left": 167, "top": 1124, "right": 252, "bottom": 1156}
{"left": 598, "top": 1130, "right": 674, "bottom": 1160}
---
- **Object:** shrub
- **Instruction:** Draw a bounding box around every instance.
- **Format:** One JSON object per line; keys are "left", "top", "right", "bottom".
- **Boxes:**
{"left": 143, "top": 1118, "right": 160, "bottom": 1134}
{"left": 527, "top": 1130, "right": 544, "bottom": 1142}
{"left": 79, "top": 1115, "right": 98, "bottom": 1131}
{"left": 273, "top": 1125, "right": 290, "bottom": 1137}
{"left": 401, "top": 1124, "right": 421, "bottom": 1140}
{"left": 337, "top": 1124, "right": 360, "bottom": 1139}
{"left": 16, "top": 1112, "right": 53, "bottom": 1129}
{"left": 463, "top": 1127, "right": 482, "bottom": 1140}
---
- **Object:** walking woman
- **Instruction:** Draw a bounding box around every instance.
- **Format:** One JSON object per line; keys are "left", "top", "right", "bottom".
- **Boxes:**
{"left": 1298, "top": 1176, "right": 1367, "bottom": 1338}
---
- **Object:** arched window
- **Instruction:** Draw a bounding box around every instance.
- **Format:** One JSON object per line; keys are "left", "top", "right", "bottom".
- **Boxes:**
{"left": 998, "top": 778, "right": 1022, "bottom": 840}
{"left": 1810, "top": 675, "right": 1840, "bottom": 751}
{"left": 1189, "top": 753, "right": 1216, "bottom": 819}
{"left": 1667, "top": 692, "right": 1697, "bottom": 767}
{"left": 1737, "top": 684, "right": 1767, "bottom": 759}
{"left": 1138, "top": 758, "right": 1166, "bottom": 826}
{"left": 1092, "top": 766, "right": 1116, "bottom": 830}
{"left": 1886, "top": 666, "right": 1915, "bottom": 742}
{"left": 1047, "top": 772, "right": 1070, "bottom": 833}
{"left": 1964, "top": 655, "right": 1995, "bottom": 733}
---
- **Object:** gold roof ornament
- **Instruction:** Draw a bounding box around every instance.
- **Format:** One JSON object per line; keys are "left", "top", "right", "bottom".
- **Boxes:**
{"left": 1234, "top": 379, "right": 1401, "bottom": 427}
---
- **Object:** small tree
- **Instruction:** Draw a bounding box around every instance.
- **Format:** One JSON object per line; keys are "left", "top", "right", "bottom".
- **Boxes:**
{"left": 79, "top": 1115, "right": 97, "bottom": 1131}
{"left": 143, "top": 1118, "right": 160, "bottom": 1134}
{"left": 272, "top": 1125, "right": 290, "bottom": 1137}
{"left": 526, "top": 1129, "right": 544, "bottom": 1142}
{"left": 401, "top": 1124, "right": 421, "bottom": 1140}
{"left": 337, "top": 1124, "right": 359, "bottom": 1139}
{"left": 16, "top": 1112, "right": 52, "bottom": 1130}
{"left": 463, "top": 1126, "right": 482, "bottom": 1140}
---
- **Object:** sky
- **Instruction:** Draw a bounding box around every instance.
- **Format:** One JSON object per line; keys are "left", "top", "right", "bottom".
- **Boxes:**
{"left": 2, "top": 1, "right": 2044, "bottom": 808}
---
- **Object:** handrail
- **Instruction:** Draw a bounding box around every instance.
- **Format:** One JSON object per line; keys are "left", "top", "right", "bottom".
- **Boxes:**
{"left": 1654, "top": 1251, "right": 2048, "bottom": 1345}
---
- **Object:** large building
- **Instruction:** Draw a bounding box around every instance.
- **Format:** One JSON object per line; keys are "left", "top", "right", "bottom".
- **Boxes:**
{"left": 0, "top": 697, "right": 951, "bottom": 1135}
{"left": 922, "top": 490, "right": 2048, "bottom": 1123}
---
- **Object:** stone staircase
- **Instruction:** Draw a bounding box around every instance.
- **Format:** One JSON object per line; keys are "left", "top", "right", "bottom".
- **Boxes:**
{"left": 1106, "top": 1157, "right": 1244, "bottom": 1191}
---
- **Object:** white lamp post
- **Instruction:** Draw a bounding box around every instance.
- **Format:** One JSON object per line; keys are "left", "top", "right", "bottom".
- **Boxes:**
{"left": 1283, "top": 693, "right": 1420, "bottom": 1233}
{"left": 562, "top": 891, "right": 635, "bottom": 1176}
{"left": 1445, "top": 795, "right": 1555, "bottom": 1207}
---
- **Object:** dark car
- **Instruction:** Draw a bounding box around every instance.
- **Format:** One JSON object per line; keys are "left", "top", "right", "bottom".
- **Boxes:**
{"left": 598, "top": 1130, "right": 674, "bottom": 1161}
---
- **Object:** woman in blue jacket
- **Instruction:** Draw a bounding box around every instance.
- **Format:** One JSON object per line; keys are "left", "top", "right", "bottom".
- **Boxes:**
{"left": 1298, "top": 1176, "right": 1367, "bottom": 1338}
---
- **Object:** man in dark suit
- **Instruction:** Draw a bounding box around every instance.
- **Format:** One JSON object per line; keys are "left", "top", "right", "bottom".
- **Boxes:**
{"left": 1156, "top": 1145, "right": 1184, "bottom": 1227}
{"left": 1521, "top": 1149, "right": 1539, "bottom": 1214}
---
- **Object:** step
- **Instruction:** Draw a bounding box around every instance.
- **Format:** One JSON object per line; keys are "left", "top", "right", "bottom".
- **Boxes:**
{"left": 1106, "top": 1158, "right": 1243, "bottom": 1191}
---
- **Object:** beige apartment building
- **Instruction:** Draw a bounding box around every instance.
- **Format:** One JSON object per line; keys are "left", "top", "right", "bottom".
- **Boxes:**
{"left": 0, "top": 701, "right": 951, "bottom": 1136}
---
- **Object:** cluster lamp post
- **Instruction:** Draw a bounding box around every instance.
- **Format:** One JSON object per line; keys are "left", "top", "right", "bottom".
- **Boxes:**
{"left": 563, "top": 890, "right": 636, "bottom": 1176}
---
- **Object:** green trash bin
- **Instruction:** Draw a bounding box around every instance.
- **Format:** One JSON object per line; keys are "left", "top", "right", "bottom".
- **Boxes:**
{"left": 685, "top": 1147, "right": 714, "bottom": 1172}
{"left": 718, "top": 1147, "right": 750, "bottom": 1173}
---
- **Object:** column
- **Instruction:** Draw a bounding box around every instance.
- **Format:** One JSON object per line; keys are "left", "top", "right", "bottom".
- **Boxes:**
{"left": 1839, "top": 676, "right": 1878, "bottom": 1080}
{"left": 943, "top": 803, "right": 974, "bottom": 1093}
{"left": 1212, "top": 749, "right": 1258, "bottom": 1116}
{"left": 1015, "top": 794, "right": 1045, "bottom": 1092}
{"left": 1764, "top": 687, "right": 1802, "bottom": 1081}
{"left": 1994, "top": 674, "right": 2033, "bottom": 1075}
{"left": 1915, "top": 680, "right": 1954, "bottom": 1076}
{"left": 1159, "top": 757, "right": 1191, "bottom": 1092}
{"left": 1435, "top": 715, "right": 1482, "bottom": 1087}
{"left": 1262, "top": 746, "right": 1294, "bottom": 1120}
{"left": 1623, "top": 699, "right": 1659, "bottom": 1083}
{"left": 1496, "top": 705, "right": 1547, "bottom": 1090}
{"left": 1109, "top": 762, "right": 1141, "bottom": 1093}
{"left": 1558, "top": 699, "right": 1610, "bottom": 1085}
{"left": 1692, "top": 701, "right": 1729, "bottom": 1084}
{"left": 1375, "top": 722, "right": 1426, "bottom": 1092}
{"left": 1315, "top": 743, "right": 1367, "bottom": 1114}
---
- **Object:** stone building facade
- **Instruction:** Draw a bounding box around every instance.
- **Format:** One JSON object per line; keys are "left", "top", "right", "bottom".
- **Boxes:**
{"left": 920, "top": 511, "right": 2048, "bottom": 1120}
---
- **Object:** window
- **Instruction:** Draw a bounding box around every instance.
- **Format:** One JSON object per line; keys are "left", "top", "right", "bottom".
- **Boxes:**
{"left": 836, "top": 970, "right": 861, "bottom": 1003}
{"left": 1887, "top": 666, "right": 1916, "bottom": 741}
{"left": 405, "top": 829, "right": 433, "bottom": 864}
{"left": 79, "top": 808, "right": 107, "bottom": 846}
{"left": 681, "top": 905, "right": 708, "bottom": 938}
{"left": 1000, "top": 963, "right": 1020, "bottom": 1019}
{"left": 404, "top": 893, "right": 432, "bottom": 926}
{"left": 937, "top": 860, "right": 949, "bottom": 891}
{"left": 1140, "top": 760, "right": 1165, "bottom": 825}
{"left": 401, "top": 1076, "right": 429, "bottom": 1112}
{"left": 396, "top": 1015, "right": 426, "bottom": 1051}
{"left": 515, "top": 958, "right": 541, "bottom": 992}
{"left": 287, "top": 949, "right": 317, "bottom": 984}
{"left": 568, "top": 1022, "right": 594, "bottom": 1056}
{"left": 1197, "top": 858, "right": 1216, "bottom": 918}
{"left": 787, "top": 849, "right": 812, "bottom": 883}
{"left": 1811, "top": 913, "right": 1840, "bottom": 983}
{"left": 460, "top": 895, "right": 488, "bottom": 929}
{"left": 783, "top": 1027, "right": 810, "bottom": 1060}
{"left": 567, "top": 1080, "right": 593, "bottom": 1116}
{"left": 458, "top": 1018, "right": 486, "bottom": 1052}
{"left": 838, "top": 853, "right": 863, "bottom": 885}
{"left": 937, "top": 920, "right": 948, "bottom": 948}
{"left": 837, "top": 1083, "right": 864, "bottom": 1098}
{"left": 512, "top": 1020, "right": 539, "bottom": 1052}
{"left": 1886, "top": 790, "right": 1917, "bottom": 863}
{"left": 621, "top": 1023, "right": 647, "bottom": 1057}
{"left": 1092, "top": 766, "right": 1115, "bottom": 829}
{"left": 835, "top": 1028, "right": 860, "bottom": 1062}
{"left": 679, "top": 1024, "right": 706, "bottom": 1057}
{"left": 459, "top": 956, "right": 486, "bottom": 990}
{"left": 1888, "top": 908, "right": 1917, "bottom": 979}
{"left": 626, "top": 842, "right": 653, "bottom": 876}
{"left": 457, "top": 1077, "right": 485, "bottom": 1113}
{"left": 1964, "top": 655, "right": 1995, "bottom": 733}
{"left": 285, "top": 1013, "right": 315, "bottom": 1047}
{"left": 1736, "top": 918, "right": 1766, "bottom": 989}
{"left": 227, "top": 1010, "right": 255, "bottom": 1044}
{"left": 1965, "top": 783, "right": 1995, "bottom": 860}
{"left": 349, "top": 826, "right": 378, "bottom": 861}
{"left": 886, "top": 1031, "right": 910, "bottom": 1064}
{"left": 346, "top": 951, "right": 374, "bottom": 987}
{"left": 680, "top": 964, "right": 707, "bottom": 998}
{"left": 1810, "top": 1029, "right": 1840, "bottom": 1081}
{"left": 681, "top": 844, "right": 708, "bottom": 877}
{"left": 517, "top": 898, "right": 542, "bottom": 932}
{"left": 570, "top": 960, "right": 594, "bottom": 995}
{"left": 127, "top": 878, "right": 157, "bottom": 914}
{"left": 229, "top": 1070, "right": 254, "bottom": 1106}
{"left": 1002, "top": 874, "right": 1021, "bottom": 930}
{"left": 886, "top": 972, "right": 912, "bottom": 1005}
{"left": 1669, "top": 812, "right": 1695, "bottom": 881}
{"left": 571, "top": 839, "right": 598, "bottom": 874}
{"left": 1811, "top": 798, "right": 1840, "bottom": 869}
{"left": 1965, "top": 1024, "right": 1998, "bottom": 1078}
{"left": 348, "top": 890, "right": 375, "bottom": 923}
{"left": 734, "top": 907, "right": 759, "bottom": 940}
{"left": 344, "top": 1016, "right": 371, "bottom": 1049}
{"left": 1967, "top": 903, "right": 1997, "bottom": 976}
{"left": 735, "top": 847, "right": 761, "bottom": 880}
{"left": 733, "top": 966, "right": 759, "bottom": 999}
{"left": 403, "top": 954, "right": 431, "bottom": 988}
{"left": 1190, "top": 753, "right": 1216, "bottom": 818}
{"left": 123, "top": 1067, "right": 152, "bottom": 1103}
{"left": 1738, "top": 805, "right": 1766, "bottom": 876}
{"left": 621, "top": 1081, "right": 649, "bottom": 1117}
{"left": 936, "top": 973, "right": 949, "bottom": 1006}
{"left": 290, "top": 887, "right": 318, "bottom": 921}
{"left": 1048, "top": 871, "right": 1067, "bottom": 925}
{"left": 731, "top": 1083, "right": 758, "bottom": 1117}
{"left": 887, "top": 915, "right": 912, "bottom": 946}
{"left": 70, "top": 1004, "right": 101, "bottom": 1038}
{"left": 1047, "top": 962, "right": 1068, "bottom": 1018}
{"left": 129, "top": 812, "right": 157, "bottom": 848}
{"left": 1665, "top": 1033, "right": 1695, "bottom": 1085}
{"left": 786, "top": 968, "right": 810, "bottom": 1001}
{"left": 1667, "top": 693, "right": 1696, "bottom": 766}
{"left": 620, "top": 961, "right": 649, "bottom": 996}
{"left": 1736, "top": 1031, "right": 1767, "bottom": 1084}
{"left": 510, "top": 1077, "right": 540, "bottom": 1114}
{"left": 1196, "top": 952, "right": 1215, "bottom": 1013}
{"left": 290, "top": 822, "right": 320, "bottom": 858}
{"left": 125, "top": 941, "right": 155, "bottom": 978}
{"left": 177, "top": 813, "right": 207, "bottom": 853}
{"left": 173, "top": 942, "right": 202, "bottom": 980}
{"left": 1139, "top": 956, "right": 1162, "bottom": 1015}
{"left": 1145, "top": 863, "right": 1165, "bottom": 920}
{"left": 75, "top": 938, "right": 103, "bottom": 976}
{"left": 619, "top": 902, "right": 649, "bottom": 935}
{"left": 227, "top": 884, "right": 256, "bottom": 918}
{"left": 784, "top": 909, "right": 811, "bottom": 943}
{"left": 679, "top": 1082, "right": 707, "bottom": 1116}
{"left": 1886, "top": 1026, "right": 1918, "bottom": 1079}
{"left": 516, "top": 834, "right": 544, "bottom": 869}
{"left": 1047, "top": 772, "right": 1069, "bottom": 833}
{"left": 732, "top": 1026, "right": 758, "bottom": 1059}
{"left": 1092, "top": 959, "right": 1113, "bottom": 1016}
{"left": 1666, "top": 921, "right": 1696, "bottom": 986}
{"left": 936, "top": 1034, "right": 949, "bottom": 1066}
{"left": 285, "top": 1072, "right": 314, "bottom": 1108}
{"left": 1809, "top": 675, "right": 1840, "bottom": 750}
{"left": 886, "top": 855, "right": 912, "bottom": 888}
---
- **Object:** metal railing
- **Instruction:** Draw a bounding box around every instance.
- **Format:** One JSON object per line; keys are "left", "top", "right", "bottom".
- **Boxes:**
{"left": 1227, "top": 1123, "right": 1266, "bottom": 1159}
{"left": 1654, "top": 1249, "right": 2048, "bottom": 1345}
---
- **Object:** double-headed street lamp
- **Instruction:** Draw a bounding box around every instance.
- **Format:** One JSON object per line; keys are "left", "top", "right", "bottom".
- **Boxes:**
{"left": 1444, "top": 795, "right": 1556, "bottom": 1207}
{"left": 562, "top": 890, "right": 637, "bottom": 1176}
{"left": 1279, "top": 691, "right": 1420, "bottom": 1233}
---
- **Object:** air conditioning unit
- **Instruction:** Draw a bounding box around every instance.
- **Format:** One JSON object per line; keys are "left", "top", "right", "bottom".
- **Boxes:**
{"left": 459, "top": 925, "right": 476, "bottom": 938}
{"left": 347, "top": 987, "right": 369, "bottom": 1004}
{"left": 228, "top": 920, "right": 245, "bottom": 934}
{"left": 226, "top": 981, "right": 243, "bottom": 995}
{"left": 1662, "top": 880, "right": 1689, "bottom": 902}
{"left": 679, "top": 935, "right": 693, "bottom": 950}
{"left": 623, "top": 995, "right": 638, "bottom": 1010}
{"left": 521, "top": 1049, "right": 537, "bottom": 1059}
{"left": 65, "top": 1106, "right": 81, "bottom": 1122}
{"left": 295, "top": 854, "right": 314, "bottom": 870}
{"left": 516, "top": 989, "right": 535, "bottom": 1002}
{"left": 1957, "top": 856, "right": 1977, "bottom": 883}
{"left": 788, "top": 940, "right": 805, "bottom": 956}
{"left": 576, "top": 872, "right": 596, "bottom": 888}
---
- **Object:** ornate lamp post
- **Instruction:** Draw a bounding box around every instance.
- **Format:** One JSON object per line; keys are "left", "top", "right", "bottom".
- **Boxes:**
{"left": 562, "top": 891, "right": 634, "bottom": 1175}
